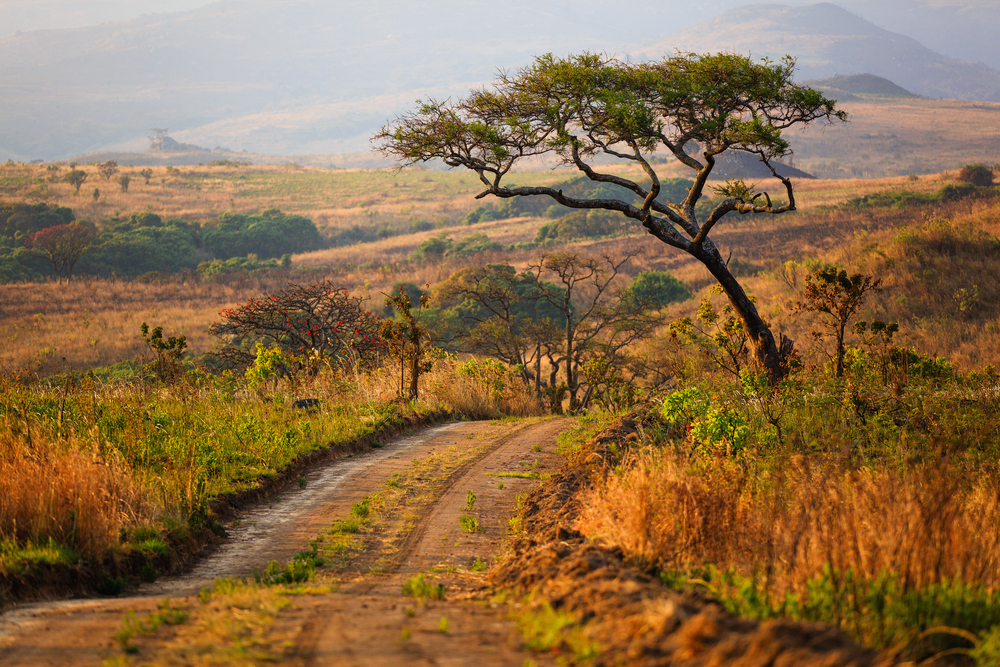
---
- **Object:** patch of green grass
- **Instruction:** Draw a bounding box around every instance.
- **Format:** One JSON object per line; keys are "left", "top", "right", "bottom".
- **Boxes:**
{"left": 402, "top": 573, "right": 446, "bottom": 600}
{"left": 514, "top": 599, "right": 598, "bottom": 660}
{"left": 471, "top": 557, "right": 488, "bottom": 572}
{"left": 663, "top": 565, "right": 1000, "bottom": 661}
{"left": 484, "top": 471, "right": 544, "bottom": 479}
{"left": 0, "top": 538, "right": 80, "bottom": 575}
{"left": 459, "top": 514, "right": 480, "bottom": 533}
{"left": 114, "top": 598, "right": 190, "bottom": 653}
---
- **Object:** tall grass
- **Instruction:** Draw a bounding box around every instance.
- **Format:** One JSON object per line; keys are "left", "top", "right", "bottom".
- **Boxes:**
{"left": 0, "top": 431, "right": 149, "bottom": 565}
{"left": 578, "top": 446, "right": 1000, "bottom": 656}
{"left": 0, "top": 353, "right": 542, "bottom": 592}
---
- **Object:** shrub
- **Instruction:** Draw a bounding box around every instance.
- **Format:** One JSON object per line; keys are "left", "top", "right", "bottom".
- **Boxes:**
{"left": 958, "top": 163, "right": 995, "bottom": 187}
{"left": 624, "top": 271, "right": 691, "bottom": 309}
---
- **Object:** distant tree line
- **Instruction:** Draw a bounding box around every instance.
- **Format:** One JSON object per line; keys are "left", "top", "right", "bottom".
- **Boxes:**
{"left": 0, "top": 203, "right": 324, "bottom": 282}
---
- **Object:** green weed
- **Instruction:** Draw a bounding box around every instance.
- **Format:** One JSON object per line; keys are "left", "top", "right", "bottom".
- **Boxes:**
{"left": 401, "top": 573, "right": 446, "bottom": 600}
{"left": 459, "top": 514, "right": 479, "bottom": 533}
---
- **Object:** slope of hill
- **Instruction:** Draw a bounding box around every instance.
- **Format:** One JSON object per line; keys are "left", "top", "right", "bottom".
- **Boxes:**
{"left": 802, "top": 73, "right": 919, "bottom": 101}
{"left": 638, "top": 2, "right": 1000, "bottom": 103}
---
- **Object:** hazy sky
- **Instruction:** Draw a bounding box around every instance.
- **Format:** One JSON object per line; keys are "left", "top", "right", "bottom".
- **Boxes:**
{"left": 0, "top": 0, "right": 212, "bottom": 36}
{"left": 1, "top": 0, "right": 987, "bottom": 41}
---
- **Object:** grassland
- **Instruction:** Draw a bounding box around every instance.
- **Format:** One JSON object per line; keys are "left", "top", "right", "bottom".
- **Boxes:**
{"left": 4, "top": 153, "right": 1000, "bottom": 662}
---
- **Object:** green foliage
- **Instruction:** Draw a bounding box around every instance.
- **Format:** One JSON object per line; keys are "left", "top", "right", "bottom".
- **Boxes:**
{"left": 202, "top": 209, "right": 323, "bottom": 260}
{"left": 464, "top": 489, "right": 477, "bottom": 512}
{"left": 669, "top": 294, "right": 749, "bottom": 378}
{"left": 624, "top": 270, "right": 692, "bottom": 309}
{"left": 660, "top": 387, "right": 748, "bottom": 455}
{"left": 255, "top": 547, "right": 324, "bottom": 585}
{"left": 459, "top": 514, "right": 480, "bottom": 533}
{"left": 795, "top": 266, "right": 881, "bottom": 378}
{"left": 456, "top": 358, "right": 510, "bottom": 398}
{"left": 244, "top": 342, "right": 289, "bottom": 391}
{"left": 81, "top": 213, "right": 201, "bottom": 277}
{"left": 534, "top": 210, "right": 623, "bottom": 243}
{"left": 197, "top": 256, "right": 283, "bottom": 281}
{"left": 0, "top": 201, "right": 75, "bottom": 239}
{"left": 672, "top": 565, "right": 1000, "bottom": 661}
{"left": 401, "top": 573, "right": 446, "bottom": 599}
{"left": 838, "top": 182, "right": 989, "bottom": 211}
{"left": 409, "top": 231, "right": 501, "bottom": 262}
{"left": 139, "top": 322, "right": 188, "bottom": 383}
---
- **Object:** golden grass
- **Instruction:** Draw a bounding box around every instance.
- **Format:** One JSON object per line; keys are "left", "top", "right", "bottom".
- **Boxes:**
{"left": 423, "top": 358, "right": 544, "bottom": 419}
{"left": 0, "top": 273, "right": 303, "bottom": 373}
{"left": 0, "top": 429, "right": 149, "bottom": 563}
{"left": 577, "top": 447, "right": 1000, "bottom": 595}
{"left": 788, "top": 98, "right": 1000, "bottom": 179}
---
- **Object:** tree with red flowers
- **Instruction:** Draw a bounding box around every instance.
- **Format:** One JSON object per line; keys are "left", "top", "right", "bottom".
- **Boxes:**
{"left": 207, "top": 281, "right": 386, "bottom": 376}
{"left": 25, "top": 223, "right": 97, "bottom": 283}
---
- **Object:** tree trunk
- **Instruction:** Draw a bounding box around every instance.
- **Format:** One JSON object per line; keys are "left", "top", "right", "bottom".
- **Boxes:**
{"left": 697, "top": 240, "right": 786, "bottom": 383}
{"left": 408, "top": 339, "right": 420, "bottom": 400}
{"left": 564, "top": 294, "right": 577, "bottom": 410}
{"left": 534, "top": 344, "right": 541, "bottom": 398}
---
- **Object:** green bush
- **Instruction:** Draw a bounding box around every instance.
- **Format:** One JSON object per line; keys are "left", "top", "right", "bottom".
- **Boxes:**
{"left": 624, "top": 271, "right": 692, "bottom": 308}
{"left": 202, "top": 209, "right": 323, "bottom": 260}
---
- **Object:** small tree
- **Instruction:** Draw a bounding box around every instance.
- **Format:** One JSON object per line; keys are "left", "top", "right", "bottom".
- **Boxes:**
{"left": 524, "top": 251, "right": 660, "bottom": 410}
{"left": 381, "top": 285, "right": 432, "bottom": 400}
{"left": 375, "top": 52, "right": 845, "bottom": 383}
{"left": 92, "top": 187, "right": 100, "bottom": 202}
{"left": 97, "top": 160, "right": 119, "bottom": 181}
{"left": 794, "top": 266, "right": 881, "bottom": 378}
{"left": 139, "top": 168, "right": 154, "bottom": 184}
{"left": 437, "top": 263, "right": 562, "bottom": 397}
{"left": 25, "top": 223, "right": 97, "bottom": 283}
{"left": 64, "top": 168, "right": 88, "bottom": 194}
{"left": 140, "top": 322, "right": 187, "bottom": 383}
{"left": 148, "top": 128, "right": 169, "bottom": 151}
{"left": 208, "top": 281, "right": 386, "bottom": 376}
{"left": 118, "top": 174, "right": 131, "bottom": 192}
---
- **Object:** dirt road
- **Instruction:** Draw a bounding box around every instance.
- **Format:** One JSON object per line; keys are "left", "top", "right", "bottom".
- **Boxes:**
{"left": 0, "top": 417, "right": 572, "bottom": 666}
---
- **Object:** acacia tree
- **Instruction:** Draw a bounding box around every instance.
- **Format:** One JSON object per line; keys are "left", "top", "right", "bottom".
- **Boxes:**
{"left": 208, "top": 281, "right": 387, "bottom": 376}
{"left": 25, "top": 223, "right": 97, "bottom": 283}
{"left": 375, "top": 52, "right": 845, "bottom": 381}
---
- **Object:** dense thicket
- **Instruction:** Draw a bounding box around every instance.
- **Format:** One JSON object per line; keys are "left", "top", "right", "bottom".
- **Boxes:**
{"left": 0, "top": 205, "right": 324, "bottom": 281}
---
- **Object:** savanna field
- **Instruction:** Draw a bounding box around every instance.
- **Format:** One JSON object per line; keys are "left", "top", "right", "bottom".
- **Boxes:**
{"left": 3, "top": 156, "right": 1000, "bottom": 664}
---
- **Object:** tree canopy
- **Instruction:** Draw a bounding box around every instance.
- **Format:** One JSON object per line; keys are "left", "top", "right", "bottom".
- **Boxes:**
{"left": 375, "top": 51, "right": 845, "bottom": 380}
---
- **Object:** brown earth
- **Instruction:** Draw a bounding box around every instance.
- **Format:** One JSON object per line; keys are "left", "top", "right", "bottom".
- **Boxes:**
{"left": 0, "top": 417, "right": 572, "bottom": 667}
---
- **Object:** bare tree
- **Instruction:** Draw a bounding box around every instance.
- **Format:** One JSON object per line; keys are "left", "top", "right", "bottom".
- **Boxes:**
{"left": 525, "top": 251, "right": 659, "bottom": 410}
{"left": 375, "top": 52, "right": 845, "bottom": 382}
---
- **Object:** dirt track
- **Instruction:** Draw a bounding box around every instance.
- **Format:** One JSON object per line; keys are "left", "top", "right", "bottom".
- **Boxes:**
{"left": 0, "top": 417, "right": 572, "bottom": 666}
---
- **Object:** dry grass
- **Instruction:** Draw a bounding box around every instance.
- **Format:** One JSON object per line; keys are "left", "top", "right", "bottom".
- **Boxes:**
{"left": 788, "top": 98, "right": 1000, "bottom": 179}
{"left": 0, "top": 272, "right": 306, "bottom": 373}
{"left": 578, "top": 449, "right": 1000, "bottom": 591}
{"left": 0, "top": 429, "right": 149, "bottom": 564}
{"left": 424, "top": 358, "right": 544, "bottom": 419}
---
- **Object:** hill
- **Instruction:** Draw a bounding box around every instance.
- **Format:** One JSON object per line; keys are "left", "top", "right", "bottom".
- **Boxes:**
{"left": 638, "top": 2, "right": 1000, "bottom": 103}
{"left": 802, "top": 73, "right": 919, "bottom": 101}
